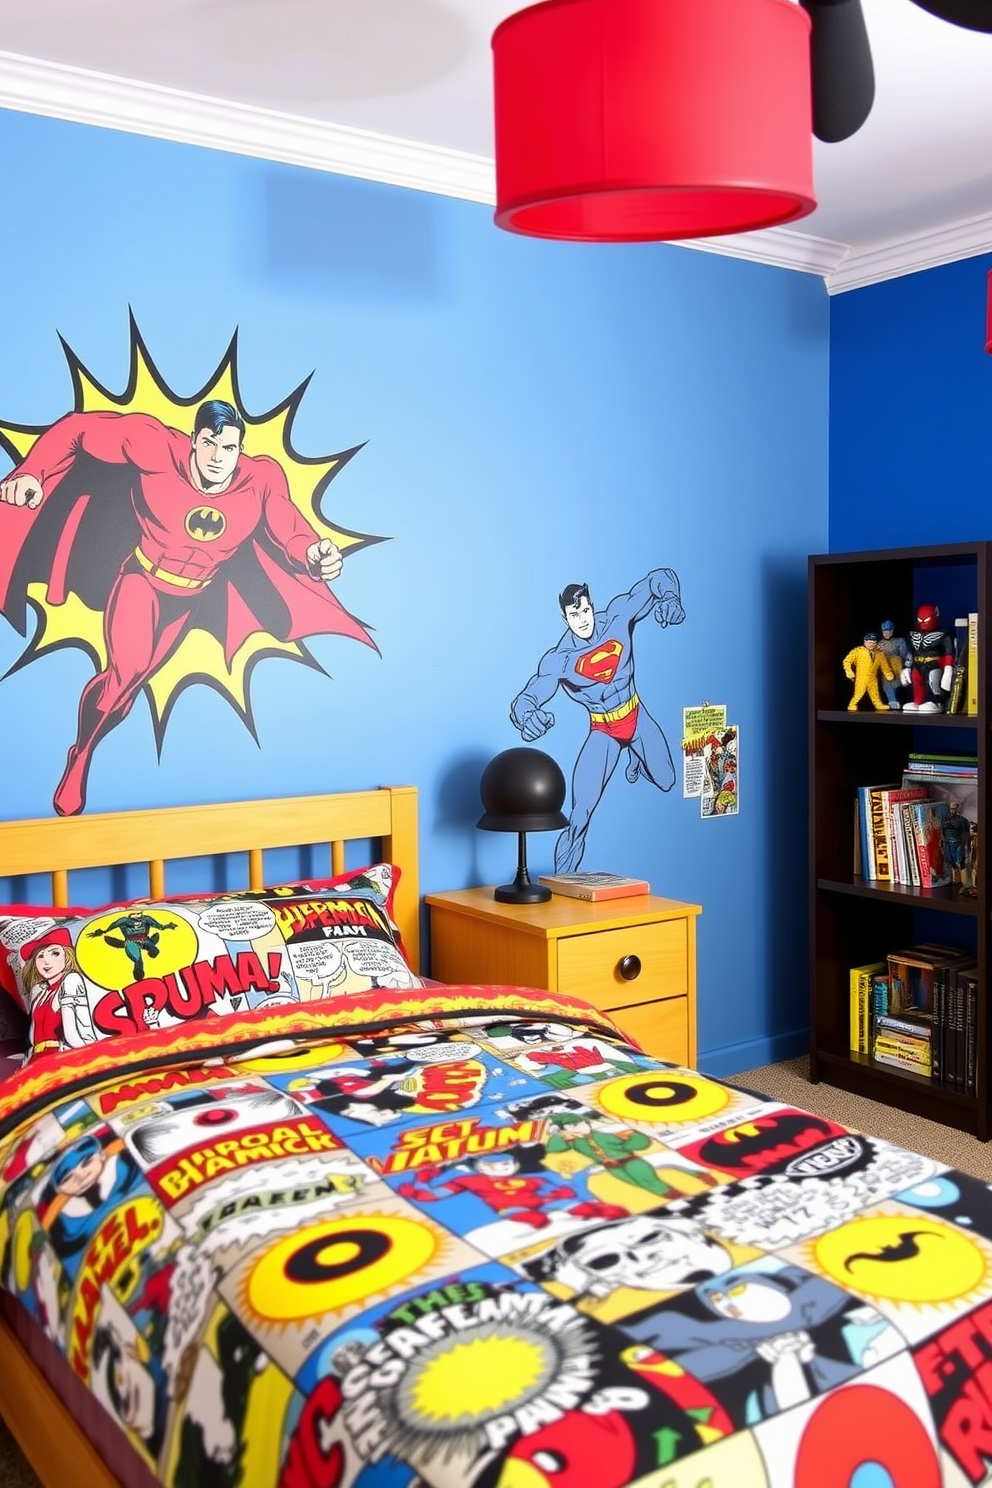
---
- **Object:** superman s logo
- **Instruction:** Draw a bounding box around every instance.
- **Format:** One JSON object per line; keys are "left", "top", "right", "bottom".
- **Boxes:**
{"left": 575, "top": 638, "right": 623, "bottom": 683}
{"left": 185, "top": 506, "right": 226, "bottom": 541}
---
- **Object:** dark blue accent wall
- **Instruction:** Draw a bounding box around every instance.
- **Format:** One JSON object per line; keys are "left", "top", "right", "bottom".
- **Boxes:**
{"left": 829, "top": 254, "right": 992, "bottom": 553}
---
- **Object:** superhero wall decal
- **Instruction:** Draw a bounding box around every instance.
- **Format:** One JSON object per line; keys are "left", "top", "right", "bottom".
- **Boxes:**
{"left": 510, "top": 571, "right": 685, "bottom": 871}
{"left": 0, "top": 320, "right": 382, "bottom": 815}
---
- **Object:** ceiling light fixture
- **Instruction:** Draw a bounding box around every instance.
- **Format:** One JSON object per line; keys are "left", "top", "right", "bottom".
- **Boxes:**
{"left": 491, "top": 0, "right": 817, "bottom": 244}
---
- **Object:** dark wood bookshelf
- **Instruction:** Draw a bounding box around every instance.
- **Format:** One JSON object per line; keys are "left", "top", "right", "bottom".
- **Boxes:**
{"left": 809, "top": 542, "right": 989, "bottom": 1138}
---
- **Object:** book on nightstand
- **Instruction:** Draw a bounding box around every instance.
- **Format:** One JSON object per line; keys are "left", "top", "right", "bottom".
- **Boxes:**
{"left": 538, "top": 872, "right": 651, "bottom": 901}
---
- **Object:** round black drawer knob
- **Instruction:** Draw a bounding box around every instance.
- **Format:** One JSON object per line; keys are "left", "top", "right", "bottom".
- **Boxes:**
{"left": 618, "top": 954, "right": 642, "bottom": 981}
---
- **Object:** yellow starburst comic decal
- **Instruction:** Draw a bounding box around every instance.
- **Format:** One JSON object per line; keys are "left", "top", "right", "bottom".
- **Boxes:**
{"left": 0, "top": 314, "right": 383, "bottom": 762}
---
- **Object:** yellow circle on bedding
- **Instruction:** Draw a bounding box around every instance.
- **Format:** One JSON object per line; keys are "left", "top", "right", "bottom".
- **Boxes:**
{"left": 234, "top": 1042, "right": 345, "bottom": 1074}
{"left": 77, "top": 909, "right": 199, "bottom": 990}
{"left": 247, "top": 1213, "right": 437, "bottom": 1320}
{"left": 813, "top": 1213, "right": 988, "bottom": 1304}
{"left": 595, "top": 1071, "right": 730, "bottom": 1126}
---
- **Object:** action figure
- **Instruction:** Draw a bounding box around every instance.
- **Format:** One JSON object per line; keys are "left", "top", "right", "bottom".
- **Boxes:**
{"left": 904, "top": 603, "right": 954, "bottom": 712}
{"left": 842, "top": 632, "right": 896, "bottom": 711}
{"left": 878, "top": 619, "right": 910, "bottom": 709}
{"left": 941, "top": 799, "right": 974, "bottom": 888}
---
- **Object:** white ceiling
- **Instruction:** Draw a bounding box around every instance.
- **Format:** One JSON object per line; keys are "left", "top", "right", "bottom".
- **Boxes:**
{"left": 2, "top": 0, "right": 991, "bottom": 292}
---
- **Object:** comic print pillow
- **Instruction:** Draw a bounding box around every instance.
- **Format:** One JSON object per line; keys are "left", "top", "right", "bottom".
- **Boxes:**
{"left": 6, "top": 882, "right": 423, "bottom": 1061}
{"left": 0, "top": 865, "right": 407, "bottom": 1006}
{"left": 125, "top": 863, "right": 410, "bottom": 957}
{"left": 0, "top": 904, "right": 88, "bottom": 1005}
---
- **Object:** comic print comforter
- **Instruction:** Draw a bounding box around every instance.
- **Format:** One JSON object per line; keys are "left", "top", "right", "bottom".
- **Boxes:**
{"left": 0, "top": 985, "right": 983, "bottom": 1488}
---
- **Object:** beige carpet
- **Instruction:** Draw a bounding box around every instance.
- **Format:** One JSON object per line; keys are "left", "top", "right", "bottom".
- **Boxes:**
{"left": 724, "top": 1054, "right": 992, "bottom": 1178}
{"left": 0, "top": 1055, "right": 988, "bottom": 1486}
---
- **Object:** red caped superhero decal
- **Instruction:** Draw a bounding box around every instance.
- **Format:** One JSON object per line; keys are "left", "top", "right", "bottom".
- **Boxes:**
{"left": 0, "top": 316, "right": 385, "bottom": 815}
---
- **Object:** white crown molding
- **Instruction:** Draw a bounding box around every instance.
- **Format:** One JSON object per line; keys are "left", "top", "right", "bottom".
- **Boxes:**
{"left": 677, "top": 225, "right": 849, "bottom": 281}
{"left": 2, "top": 48, "right": 990, "bottom": 294}
{"left": 823, "top": 211, "right": 992, "bottom": 293}
{"left": 0, "top": 49, "right": 496, "bottom": 204}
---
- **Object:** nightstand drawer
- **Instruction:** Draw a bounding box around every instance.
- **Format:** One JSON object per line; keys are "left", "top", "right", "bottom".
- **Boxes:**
{"left": 557, "top": 919, "right": 687, "bottom": 1009}
{"left": 608, "top": 997, "right": 689, "bottom": 1065}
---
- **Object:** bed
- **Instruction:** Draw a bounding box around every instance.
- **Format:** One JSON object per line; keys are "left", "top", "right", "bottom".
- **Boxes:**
{"left": 0, "top": 787, "right": 984, "bottom": 1488}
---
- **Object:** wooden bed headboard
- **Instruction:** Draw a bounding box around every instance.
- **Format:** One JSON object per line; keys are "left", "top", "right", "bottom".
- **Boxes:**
{"left": 0, "top": 785, "right": 421, "bottom": 972}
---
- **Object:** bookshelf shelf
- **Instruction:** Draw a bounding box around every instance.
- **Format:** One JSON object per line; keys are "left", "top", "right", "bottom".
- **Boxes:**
{"left": 816, "top": 877, "right": 979, "bottom": 915}
{"left": 809, "top": 542, "right": 989, "bottom": 1139}
{"left": 815, "top": 1048, "right": 978, "bottom": 1107}
{"left": 817, "top": 709, "right": 975, "bottom": 727}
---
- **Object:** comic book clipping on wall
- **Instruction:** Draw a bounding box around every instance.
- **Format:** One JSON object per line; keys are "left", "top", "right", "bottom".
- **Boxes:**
{"left": 682, "top": 704, "right": 739, "bottom": 818}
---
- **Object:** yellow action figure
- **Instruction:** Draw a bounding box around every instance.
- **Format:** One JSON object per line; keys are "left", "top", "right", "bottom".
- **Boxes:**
{"left": 843, "top": 631, "right": 897, "bottom": 711}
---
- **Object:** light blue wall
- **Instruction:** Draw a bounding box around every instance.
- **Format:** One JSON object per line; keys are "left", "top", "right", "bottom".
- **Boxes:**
{"left": 0, "top": 108, "right": 831, "bottom": 1074}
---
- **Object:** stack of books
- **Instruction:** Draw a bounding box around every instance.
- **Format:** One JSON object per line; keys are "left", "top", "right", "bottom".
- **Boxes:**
{"left": 854, "top": 753, "right": 978, "bottom": 889}
{"left": 873, "top": 1010, "right": 933, "bottom": 1076}
{"left": 853, "top": 943, "right": 978, "bottom": 1090}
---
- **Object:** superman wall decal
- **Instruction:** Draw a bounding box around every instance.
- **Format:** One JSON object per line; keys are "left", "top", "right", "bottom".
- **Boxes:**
{"left": 0, "top": 318, "right": 384, "bottom": 815}
{"left": 509, "top": 571, "right": 685, "bottom": 871}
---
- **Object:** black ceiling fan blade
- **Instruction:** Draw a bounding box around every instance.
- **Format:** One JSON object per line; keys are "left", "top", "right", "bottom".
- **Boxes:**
{"left": 800, "top": 0, "right": 876, "bottom": 143}
{"left": 907, "top": 0, "right": 992, "bottom": 31}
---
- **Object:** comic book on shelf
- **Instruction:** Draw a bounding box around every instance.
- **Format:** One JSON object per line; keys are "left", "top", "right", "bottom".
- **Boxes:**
{"left": 898, "top": 801, "right": 921, "bottom": 887}
{"left": 943, "top": 960, "right": 978, "bottom": 1093}
{"left": 948, "top": 615, "right": 969, "bottom": 714}
{"left": 880, "top": 784, "right": 928, "bottom": 884}
{"left": 849, "top": 960, "right": 884, "bottom": 1053}
{"left": 907, "top": 799, "right": 952, "bottom": 888}
{"left": 855, "top": 782, "right": 900, "bottom": 881}
{"left": 903, "top": 751, "right": 977, "bottom": 779}
{"left": 867, "top": 784, "right": 894, "bottom": 881}
{"left": 903, "top": 768, "right": 978, "bottom": 892}
{"left": 886, "top": 943, "right": 971, "bottom": 1015}
{"left": 964, "top": 968, "right": 979, "bottom": 1095}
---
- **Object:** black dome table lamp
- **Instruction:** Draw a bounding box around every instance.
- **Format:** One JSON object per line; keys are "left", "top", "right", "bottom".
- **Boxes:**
{"left": 477, "top": 747, "right": 568, "bottom": 904}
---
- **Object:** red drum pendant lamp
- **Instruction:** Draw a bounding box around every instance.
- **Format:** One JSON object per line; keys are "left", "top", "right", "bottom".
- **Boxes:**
{"left": 492, "top": 0, "right": 817, "bottom": 242}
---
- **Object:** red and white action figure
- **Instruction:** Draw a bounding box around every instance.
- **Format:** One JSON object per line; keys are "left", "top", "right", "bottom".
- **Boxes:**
{"left": 904, "top": 603, "right": 954, "bottom": 713}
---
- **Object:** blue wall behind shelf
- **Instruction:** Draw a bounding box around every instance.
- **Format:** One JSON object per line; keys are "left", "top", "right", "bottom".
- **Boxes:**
{"left": 829, "top": 253, "right": 992, "bottom": 554}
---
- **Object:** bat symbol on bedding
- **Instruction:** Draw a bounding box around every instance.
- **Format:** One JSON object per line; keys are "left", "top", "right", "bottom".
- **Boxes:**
{"left": 843, "top": 1230, "right": 938, "bottom": 1272}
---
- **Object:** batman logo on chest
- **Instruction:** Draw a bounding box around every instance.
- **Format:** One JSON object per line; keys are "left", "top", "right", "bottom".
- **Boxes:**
{"left": 185, "top": 506, "right": 226, "bottom": 541}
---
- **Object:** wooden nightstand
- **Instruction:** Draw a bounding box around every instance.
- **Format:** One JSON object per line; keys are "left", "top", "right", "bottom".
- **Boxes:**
{"left": 425, "top": 887, "right": 700, "bottom": 1066}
